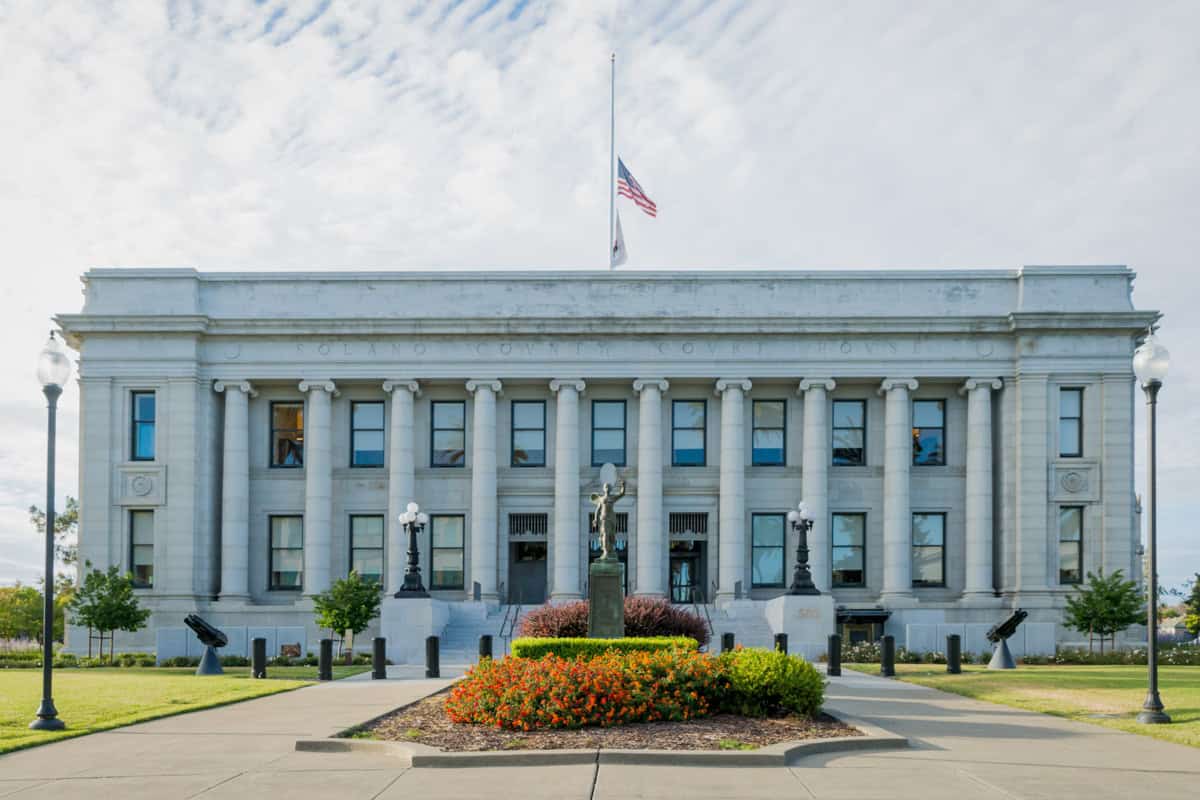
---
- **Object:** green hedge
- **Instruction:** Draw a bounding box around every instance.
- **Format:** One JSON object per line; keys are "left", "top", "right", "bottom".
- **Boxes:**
{"left": 720, "top": 648, "right": 825, "bottom": 717}
{"left": 510, "top": 636, "right": 698, "bottom": 660}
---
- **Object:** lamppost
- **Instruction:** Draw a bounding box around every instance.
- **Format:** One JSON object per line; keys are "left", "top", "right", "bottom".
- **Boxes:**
{"left": 1133, "top": 330, "right": 1170, "bottom": 725}
{"left": 394, "top": 502, "right": 430, "bottom": 598}
{"left": 786, "top": 502, "right": 820, "bottom": 595}
{"left": 31, "top": 331, "right": 71, "bottom": 731}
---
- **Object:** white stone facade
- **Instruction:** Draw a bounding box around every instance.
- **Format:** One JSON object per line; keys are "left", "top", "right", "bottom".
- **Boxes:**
{"left": 58, "top": 266, "right": 1154, "bottom": 659}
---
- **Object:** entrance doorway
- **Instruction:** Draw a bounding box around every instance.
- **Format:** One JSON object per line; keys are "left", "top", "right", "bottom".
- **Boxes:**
{"left": 669, "top": 540, "right": 706, "bottom": 603}
{"left": 508, "top": 541, "right": 547, "bottom": 604}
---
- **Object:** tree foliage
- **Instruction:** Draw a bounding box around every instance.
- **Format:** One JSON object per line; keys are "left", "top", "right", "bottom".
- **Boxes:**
{"left": 68, "top": 564, "right": 151, "bottom": 662}
{"left": 312, "top": 572, "right": 382, "bottom": 658}
{"left": 28, "top": 496, "right": 79, "bottom": 569}
{"left": 1063, "top": 569, "right": 1145, "bottom": 653}
{"left": 0, "top": 585, "right": 43, "bottom": 641}
{"left": 1184, "top": 573, "right": 1200, "bottom": 638}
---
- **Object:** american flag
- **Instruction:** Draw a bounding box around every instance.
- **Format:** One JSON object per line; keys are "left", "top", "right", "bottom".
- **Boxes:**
{"left": 617, "top": 158, "right": 657, "bottom": 217}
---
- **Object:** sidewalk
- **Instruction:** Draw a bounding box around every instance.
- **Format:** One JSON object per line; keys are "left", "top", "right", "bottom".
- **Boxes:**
{"left": 1, "top": 669, "right": 1196, "bottom": 799}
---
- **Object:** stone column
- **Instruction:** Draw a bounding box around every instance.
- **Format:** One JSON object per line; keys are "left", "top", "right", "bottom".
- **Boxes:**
{"left": 880, "top": 378, "right": 918, "bottom": 600}
{"left": 383, "top": 379, "right": 420, "bottom": 595}
{"left": 716, "top": 379, "right": 751, "bottom": 600}
{"left": 467, "top": 379, "right": 502, "bottom": 601}
{"left": 961, "top": 378, "right": 1002, "bottom": 598}
{"left": 299, "top": 380, "right": 337, "bottom": 596}
{"left": 550, "top": 379, "right": 586, "bottom": 600}
{"left": 799, "top": 379, "right": 836, "bottom": 593}
{"left": 214, "top": 380, "right": 256, "bottom": 600}
{"left": 633, "top": 378, "right": 669, "bottom": 597}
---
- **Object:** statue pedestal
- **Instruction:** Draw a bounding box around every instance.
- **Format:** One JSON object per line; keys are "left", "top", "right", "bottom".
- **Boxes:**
{"left": 588, "top": 559, "right": 624, "bottom": 639}
{"left": 764, "top": 594, "right": 836, "bottom": 661}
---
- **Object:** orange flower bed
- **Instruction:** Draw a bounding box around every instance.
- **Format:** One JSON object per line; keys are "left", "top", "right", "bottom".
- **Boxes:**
{"left": 444, "top": 649, "right": 727, "bottom": 731}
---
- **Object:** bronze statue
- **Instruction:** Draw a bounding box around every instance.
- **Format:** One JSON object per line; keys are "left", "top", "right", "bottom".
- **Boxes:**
{"left": 590, "top": 480, "right": 625, "bottom": 561}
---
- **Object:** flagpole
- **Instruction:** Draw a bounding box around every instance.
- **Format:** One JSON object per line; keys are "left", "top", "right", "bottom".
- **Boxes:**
{"left": 608, "top": 51, "right": 616, "bottom": 270}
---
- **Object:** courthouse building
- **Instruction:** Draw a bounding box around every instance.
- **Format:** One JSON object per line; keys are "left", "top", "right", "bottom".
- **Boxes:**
{"left": 58, "top": 266, "right": 1155, "bottom": 660}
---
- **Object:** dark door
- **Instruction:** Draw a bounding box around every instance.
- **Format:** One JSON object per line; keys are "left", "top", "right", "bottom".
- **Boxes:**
{"left": 669, "top": 540, "right": 706, "bottom": 603}
{"left": 508, "top": 542, "right": 547, "bottom": 604}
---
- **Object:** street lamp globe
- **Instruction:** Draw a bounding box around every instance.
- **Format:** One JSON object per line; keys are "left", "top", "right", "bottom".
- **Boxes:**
{"left": 416, "top": 512, "right": 429, "bottom": 525}
{"left": 786, "top": 510, "right": 800, "bottom": 525}
{"left": 406, "top": 501, "right": 420, "bottom": 514}
{"left": 1133, "top": 334, "right": 1169, "bottom": 387}
{"left": 797, "top": 501, "right": 812, "bottom": 522}
{"left": 37, "top": 332, "right": 72, "bottom": 389}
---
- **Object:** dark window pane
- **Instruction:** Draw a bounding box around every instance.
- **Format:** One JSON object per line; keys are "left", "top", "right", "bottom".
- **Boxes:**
{"left": 352, "top": 430, "right": 385, "bottom": 466}
{"left": 833, "top": 401, "right": 864, "bottom": 428}
{"left": 512, "top": 429, "right": 545, "bottom": 466}
{"left": 914, "top": 430, "right": 944, "bottom": 465}
{"left": 752, "top": 429, "right": 784, "bottom": 465}
{"left": 752, "top": 548, "right": 784, "bottom": 586}
{"left": 753, "top": 401, "right": 785, "bottom": 428}
{"left": 1058, "top": 540, "right": 1081, "bottom": 584}
{"left": 273, "top": 404, "right": 302, "bottom": 429}
{"left": 672, "top": 429, "right": 705, "bottom": 465}
{"left": 1060, "top": 389, "right": 1082, "bottom": 418}
{"left": 593, "top": 401, "right": 624, "bottom": 428}
{"left": 674, "top": 401, "right": 705, "bottom": 428}
{"left": 433, "top": 402, "right": 465, "bottom": 429}
{"left": 433, "top": 430, "right": 465, "bottom": 466}
{"left": 752, "top": 515, "right": 785, "bottom": 547}
{"left": 512, "top": 402, "right": 544, "bottom": 429}
{"left": 832, "top": 428, "right": 864, "bottom": 466}
{"left": 912, "top": 400, "right": 944, "bottom": 428}
{"left": 135, "top": 393, "right": 156, "bottom": 421}
{"left": 351, "top": 551, "right": 383, "bottom": 584}
{"left": 134, "top": 423, "right": 155, "bottom": 460}
{"left": 352, "top": 402, "right": 384, "bottom": 429}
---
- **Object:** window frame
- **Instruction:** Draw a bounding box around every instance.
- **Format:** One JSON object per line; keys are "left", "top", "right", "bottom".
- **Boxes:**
{"left": 268, "top": 515, "right": 304, "bottom": 591}
{"left": 130, "top": 390, "right": 156, "bottom": 462}
{"left": 1058, "top": 505, "right": 1084, "bottom": 585}
{"left": 911, "top": 512, "right": 947, "bottom": 588}
{"left": 348, "top": 514, "right": 385, "bottom": 586}
{"left": 912, "top": 399, "right": 947, "bottom": 466}
{"left": 750, "top": 512, "right": 787, "bottom": 589}
{"left": 832, "top": 399, "right": 867, "bottom": 466}
{"left": 671, "top": 399, "right": 707, "bottom": 467}
{"left": 751, "top": 399, "right": 787, "bottom": 466}
{"left": 510, "top": 400, "right": 547, "bottom": 468}
{"left": 349, "top": 401, "right": 385, "bottom": 468}
{"left": 430, "top": 400, "right": 467, "bottom": 468}
{"left": 129, "top": 509, "right": 154, "bottom": 588}
{"left": 831, "top": 512, "right": 866, "bottom": 588}
{"left": 430, "top": 514, "right": 466, "bottom": 590}
{"left": 1059, "top": 387, "right": 1084, "bottom": 458}
{"left": 269, "top": 400, "right": 305, "bottom": 469}
{"left": 591, "top": 399, "right": 627, "bottom": 466}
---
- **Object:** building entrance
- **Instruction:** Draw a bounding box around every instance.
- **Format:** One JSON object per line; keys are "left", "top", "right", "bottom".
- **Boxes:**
{"left": 669, "top": 540, "right": 706, "bottom": 603}
{"left": 508, "top": 542, "right": 547, "bottom": 604}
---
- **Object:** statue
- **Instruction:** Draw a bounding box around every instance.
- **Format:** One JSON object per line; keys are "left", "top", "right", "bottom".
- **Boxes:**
{"left": 590, "top": 480, "right": 626, "bottom": 561}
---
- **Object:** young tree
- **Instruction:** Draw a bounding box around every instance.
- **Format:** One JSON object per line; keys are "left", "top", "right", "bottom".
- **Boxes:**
{"left": 0, "top": 585, "right": 44, "bottom": 641}
{"left": 312, "top": 572, "right": 383, "bottom": 663}
{"left": 68, "top": 564, "right": 151, "bottom": 662}
{"left": 1063, "top": 569, "right": 1145, "bottom": 653}
{"left": 1184, "top": 573, "right": 1200, "bottom": 638}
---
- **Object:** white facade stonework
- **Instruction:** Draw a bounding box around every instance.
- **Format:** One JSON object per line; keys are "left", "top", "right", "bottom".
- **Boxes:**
{"left": 58, "top": 267, "right": 1155, "bottom": 659}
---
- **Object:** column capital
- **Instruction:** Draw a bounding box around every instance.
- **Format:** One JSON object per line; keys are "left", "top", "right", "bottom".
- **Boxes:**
{"left": 549, "top": 378, "right": 586, "bottom": 394}
{"left": 383, "top": 379, "right": 421, "bottom": 395}
{"left": 465, "top": 378, "right": 503, "bottom": 394}
{"left": 797, "top": 378, "right": 836, "bottom": 393}
{"left": 213, "top": 380, "right": 258, "bottom": 397}
{"left": 878, "top": 377, "right": 918, "bottom": 395}
{"left": 298, "top": 379, "right": 339, "bottom": 396}
{"left": 633, "top": 378, "right": 669, "bottom": 394}
{"left": 714, "top": 378, "right": 752, "bottom": 395}
{"left": 959, "top": 377, "right": 1003, "bottom": 395}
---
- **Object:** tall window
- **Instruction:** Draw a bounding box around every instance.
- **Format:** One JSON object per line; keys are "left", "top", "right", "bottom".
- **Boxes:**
{"left": 130, "top": 510, "right": 154, "bottom": 588}
{"left": 912, "top": 400, "right": 946, "bottom": 466}
{"left": 350, "top": 402, "right": 384, "bottom": 467}
{"left": 752, "top": 400, "right": 786, "bottom": 466}
{"left": 591, "top": 400, "right": 626, "bottom": 466}
{"left": 269, "top": 516, "right": 303, "bottom": 590}
{"left": 832, "top": 513, "right": 865, "bottom": 587}
{"left": 911, "top": 513, "right": 945, "bottom": 587}
{"left": 431, "top": 401, "right": 466, "bottom": 467}
{"left": 430, "top": 515, "right": 465, "bottom": 590}
{"left": 131, "top": 391, "right": 156, "bottom": 461}
{"left": 511, "top": 401, "right": 546, "bottom": 466}
{"left": 1059, "top": 388, "right": 1083, "bottom": 457}
{"left": 1059, "top": 506, "right": 1083, "bottom": 584}
{"left": 672, "top": 400, "right": 706, "bottom": 466}
{"left": 832, "top": 400, "right": 866, "bottom": 466}
{"left": 270, "top": 402, "right": 304, "bottom": 467}
{"left": 751, "top": 513, "right": 786, "bottom": 588}
{"left": 349, "top": 515, "right": 384, "bottom": 585}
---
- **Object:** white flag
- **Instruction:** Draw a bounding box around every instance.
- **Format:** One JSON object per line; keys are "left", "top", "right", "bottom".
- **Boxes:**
{"left": 611, "top": 211, "right": 628, "bottom": 267}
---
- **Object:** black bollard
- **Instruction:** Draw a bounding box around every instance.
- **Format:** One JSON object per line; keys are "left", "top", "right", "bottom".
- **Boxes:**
{"left": 721, "top": 632, "right": 735, "bottom": 653}
{"left": 881, "top": 635, "right": 896, "bottom": 678}
{"left": 372, "top": 637, "right": 387, "bottom": 680}
{"left": 946, "top": 634, "right": 962, "bottom": 674}
{"left": 318, "top": 639, "right": 333, "bottom": 681}
{"left": 479, "top": 634, "right": 493, "bottom": 660}
{"left": 425, "top": 635, "right": 440, "bottom": 678}
{"left": 774, "top": 633, "right": 788, "bottom": 654}
{"left": 252, "top": 637, "right": 267, "bottom": 679}
{"left": 827, "top": 634, "right": 842, "bottom": 677}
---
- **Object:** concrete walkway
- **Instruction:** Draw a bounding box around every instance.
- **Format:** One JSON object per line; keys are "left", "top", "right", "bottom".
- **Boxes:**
{"left": 1, "top": 669, "right": 1197, "bottom": 799}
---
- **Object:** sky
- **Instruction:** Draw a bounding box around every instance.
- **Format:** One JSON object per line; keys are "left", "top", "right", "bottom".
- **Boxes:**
{"left": 0, "top": 0, "right": 1197, "bottom": 592}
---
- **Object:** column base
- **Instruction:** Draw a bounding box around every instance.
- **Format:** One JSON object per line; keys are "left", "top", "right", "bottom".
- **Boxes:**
{"left": 879, "top": 592, "right": 917, "bottom": 608}
{"left": 218, "top": 593, "right": 251, "bottom": 604}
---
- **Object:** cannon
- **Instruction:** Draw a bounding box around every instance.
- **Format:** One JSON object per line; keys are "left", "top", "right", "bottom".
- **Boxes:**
{"left": 184, "top": 614, "right": 227, "bottom": 676}
{"left": 986, "top": 608, "right": 1028, "bottom": 670}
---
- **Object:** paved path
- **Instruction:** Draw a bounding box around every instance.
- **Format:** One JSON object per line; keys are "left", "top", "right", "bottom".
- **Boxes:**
{"left": 1, "top": 669, "right": 1196, "bottom": 799}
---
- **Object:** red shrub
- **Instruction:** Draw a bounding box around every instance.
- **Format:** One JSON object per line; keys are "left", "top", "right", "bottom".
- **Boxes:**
{"left": 517, "top": 596, "right": 710, "bottom": 648}
{"left": 517, "top": 600, "right": 588, "bottom": 638}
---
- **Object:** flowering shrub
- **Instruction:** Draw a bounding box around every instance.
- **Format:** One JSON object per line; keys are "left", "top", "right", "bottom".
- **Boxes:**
{"left": 510, "top": 636, "right": 697, "bottom": 659}
{"left": 720, "top": 648, "right": 825, "bottom": 717}
{"left": 445, "top": 649, "right": 727, "bottom": 730}
{"left": 517, "top": 597, "right": 710, "bottom": 647}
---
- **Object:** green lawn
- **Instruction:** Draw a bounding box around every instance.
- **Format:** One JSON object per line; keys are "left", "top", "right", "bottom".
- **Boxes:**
{"left": 0, "top": 665, "right": 370, "bottom": 754}
{"left": 845, "top": 663, "right": 1200, "bottom": 749}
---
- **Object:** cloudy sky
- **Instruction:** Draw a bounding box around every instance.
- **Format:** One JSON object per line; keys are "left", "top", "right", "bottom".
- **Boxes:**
{"left": 1, "top": 1, "right": 1197, "bottom": 591}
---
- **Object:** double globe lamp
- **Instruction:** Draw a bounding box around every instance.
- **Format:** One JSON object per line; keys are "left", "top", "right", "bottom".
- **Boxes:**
{"left": 395, "top": 502, "right": 430, "bottom": 598}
